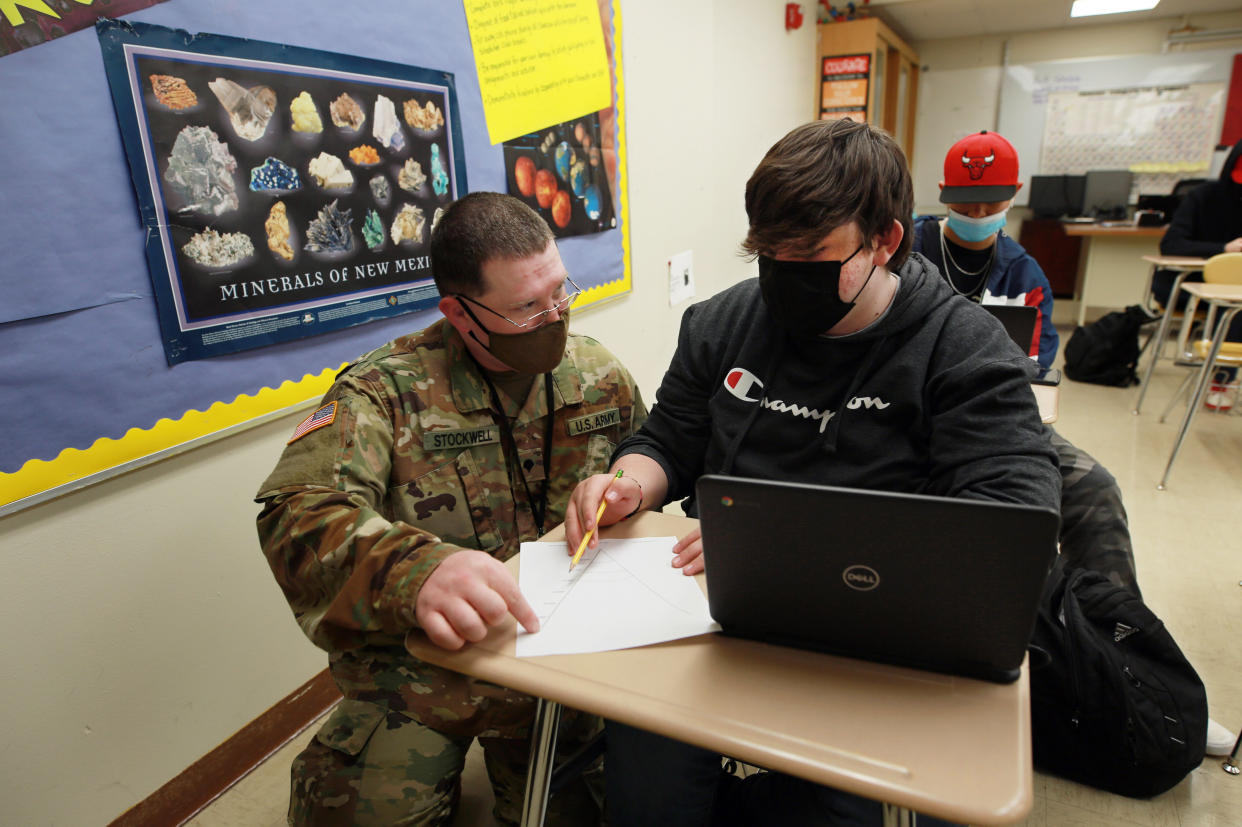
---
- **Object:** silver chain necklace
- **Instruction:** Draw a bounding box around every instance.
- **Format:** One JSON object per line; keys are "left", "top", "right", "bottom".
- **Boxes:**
{"left": 938, "top": 221, "right": 995, "bottom": 297}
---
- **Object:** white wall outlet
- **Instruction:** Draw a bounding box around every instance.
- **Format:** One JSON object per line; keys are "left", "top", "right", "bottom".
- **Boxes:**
{"left": 668, "top": 250, "right": 695, "bottom": 306}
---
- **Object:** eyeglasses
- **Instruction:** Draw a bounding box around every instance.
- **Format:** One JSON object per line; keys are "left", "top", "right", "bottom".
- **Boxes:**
{"left": 454, "top": 275, "right": 582, "bottom": 330}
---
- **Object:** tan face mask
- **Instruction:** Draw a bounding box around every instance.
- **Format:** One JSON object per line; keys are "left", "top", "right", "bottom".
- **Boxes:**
{"left": 472, "top": 312, "right": 569, "bottom": 375}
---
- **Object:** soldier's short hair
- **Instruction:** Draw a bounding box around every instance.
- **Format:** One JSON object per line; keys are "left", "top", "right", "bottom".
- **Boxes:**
{"left": 430, "top": 192, "right": 554, "bottom": 296}
{"left": 742, "top": 119, "right": 913, "bottom": 268}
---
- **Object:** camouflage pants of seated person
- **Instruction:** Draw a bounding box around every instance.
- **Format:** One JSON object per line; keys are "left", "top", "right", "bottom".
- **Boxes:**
{"left": 1048, "top": 429, "right": 1141, "bottom": 598}
{"left": 289, "top": 700, "right": 603, "bottom": 826}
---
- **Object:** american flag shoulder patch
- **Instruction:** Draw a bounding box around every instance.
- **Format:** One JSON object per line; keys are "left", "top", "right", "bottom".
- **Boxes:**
{"left": 288, "top": 401, "right": 338, "bottom": 444}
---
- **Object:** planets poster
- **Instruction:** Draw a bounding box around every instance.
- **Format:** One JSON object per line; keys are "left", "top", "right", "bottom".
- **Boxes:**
{"left": 502, "top": 111, "right": 615, "bottom": 238}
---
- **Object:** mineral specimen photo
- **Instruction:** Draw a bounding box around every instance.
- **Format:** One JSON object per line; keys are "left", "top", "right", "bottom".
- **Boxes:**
{"left": 304, "top": 200, "right": 353, "bottom": 254}
{"left": 249, "top": 156, "right": 302, "bottom": 192}
{"left": 372, "top": 94, "right": 406, "bottom": 152}
{"left": 307, "top": 152, "right": 354, "bottom": 190}
{"left": 208, "top": 77, "right": 276, "bottom": 141}
{"left": 403, "top": 97, "right": 444, "bottom": 132}
{"left": 390, "top": 203, "right": 426, "bottom": 246}
{"left": 265, "top": 201, "right": 294, "bottom": 261}
{"left": 163, "top": 125, "right": 239, "bottom": 216}
{"left": 149, "top": 74, "right": 197, "bottom": 110}
{"left": 289, "top": 90, "right": 323, "bottom": 133}
{"left": 329, "top": 92, "right": 366, "bottom": 131}
{"left": 397, "top": 158, "right": 426, "bottom": 193}
{"left": 182, "top": 228, "right": 254, "bottom": 268}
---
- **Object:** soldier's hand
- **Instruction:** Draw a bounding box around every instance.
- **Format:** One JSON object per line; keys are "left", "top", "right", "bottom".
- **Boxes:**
{"left": 671, "top": 526, "right": 705, "bottom": 576}
{"left": 564, "top": 472, "right": 642, "bottom": 554}
{"left": 415, "top": 550, "right": 539, "bottom": 650}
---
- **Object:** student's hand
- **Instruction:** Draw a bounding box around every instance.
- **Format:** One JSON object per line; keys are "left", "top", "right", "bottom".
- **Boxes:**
{"left": 564, "top": 472, "right": 643, "bottom": 554}
{"left": 671, "top": 526, "right": 705, "bottom": 576}
{"left": 415, "top": 550, "right": 539, "bottom": 650}
{"left": 1225, "top": 237, "right": 1242, "bottom": 254}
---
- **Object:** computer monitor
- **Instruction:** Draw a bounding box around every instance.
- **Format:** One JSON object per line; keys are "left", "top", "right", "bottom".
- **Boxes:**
{"left": 1028, "top": 174, "right": 1086, "bottom": 218}
{"left": 1081, "top": 170, "right": 1133, "bottom": 220}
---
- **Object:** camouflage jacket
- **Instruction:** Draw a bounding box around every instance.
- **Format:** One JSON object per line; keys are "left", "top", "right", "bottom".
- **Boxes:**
{"left": 256, "top": 320, "right": 646, "bottom": 736}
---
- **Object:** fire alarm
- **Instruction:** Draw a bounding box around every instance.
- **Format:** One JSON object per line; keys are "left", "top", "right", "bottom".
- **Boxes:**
{"left": 786, "top": 3, "right": 804, "bottom": 30}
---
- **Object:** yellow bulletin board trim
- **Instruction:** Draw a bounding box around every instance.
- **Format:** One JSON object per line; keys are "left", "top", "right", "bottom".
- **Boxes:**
{"left": 570, "top": 0, "right": 632, "bottom": 310}
{"left": 0, "top": 366, "right": 345, "bottom": 515}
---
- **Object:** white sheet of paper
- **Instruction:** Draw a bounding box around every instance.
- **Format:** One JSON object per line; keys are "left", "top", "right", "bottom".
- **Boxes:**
{"left": 516, "top": 537, "right": 720, "bottom": 657}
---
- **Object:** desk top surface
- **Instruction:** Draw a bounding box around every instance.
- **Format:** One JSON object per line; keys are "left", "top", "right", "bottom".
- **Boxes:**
{"left": 1181, "top": 282, "right": 1242, "bottom": 302}
{"left": 406, "top": 511, "right": 1033, "bottom": 825}
{"left": 1032, "top": 382, "right": 1059, "bottom": 424}
{"left": 1062, "top": 222, "right": 1166, "bottom": 237}
{"left": 1141, "top": 254, "right": 1207, "bottom": 269}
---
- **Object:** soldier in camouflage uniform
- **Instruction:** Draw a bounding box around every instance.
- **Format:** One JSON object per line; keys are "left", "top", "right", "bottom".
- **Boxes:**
{"left": 256, "top": 192, "right": 647, "bottom": 826}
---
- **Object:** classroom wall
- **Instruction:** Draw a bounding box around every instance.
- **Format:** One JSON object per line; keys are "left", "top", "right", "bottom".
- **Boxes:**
{"left": 0, "top": 2, "right": 817, "bottom": 824}
{"left": 908, "top": 10, "right": 1242, "bottom": 321}
{"left": 911, "top": 10, "right": 1242, "bottom": 216}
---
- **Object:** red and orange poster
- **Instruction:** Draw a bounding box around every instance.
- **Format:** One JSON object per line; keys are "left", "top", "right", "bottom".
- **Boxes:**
{"left": 820, "top": 53, "right": 869, "bottom": 123}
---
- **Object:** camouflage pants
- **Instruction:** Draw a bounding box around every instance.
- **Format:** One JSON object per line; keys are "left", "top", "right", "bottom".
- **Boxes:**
{"left": 288, "top": 700, "right": 603, "bottom": 826}
{"left": 1049, "top": 429, "right": 1141, "bottom": 598}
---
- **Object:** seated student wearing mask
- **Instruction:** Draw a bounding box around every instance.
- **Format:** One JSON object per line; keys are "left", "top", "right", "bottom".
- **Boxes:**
{"left": 914, "top": 130, "right": 1237, "bottom": 757}
{"left": 913, "top": 130, "right": 1139, "bottom": 597}
{"left": 565, "top": 118, "right": 1060, "bottom": 827}
{"left": 255, "top": 192, "right": 645, "bottom": 826}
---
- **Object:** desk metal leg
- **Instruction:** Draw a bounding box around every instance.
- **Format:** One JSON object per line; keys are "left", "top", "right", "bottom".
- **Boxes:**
{"left": 1158, "top": 306, "right": 1242, "bottom": 490}
{"left": 882, "top": 802, "right": 917, "bottom": 826}
{"left": 1223, "top": 728, "right": 1242, "bottom": 775}
{"left": 1134, "top": 270, "right": 1187, "bottom": 414}
{"left": 520, "top": 698, "right": 562, "bottom": 827}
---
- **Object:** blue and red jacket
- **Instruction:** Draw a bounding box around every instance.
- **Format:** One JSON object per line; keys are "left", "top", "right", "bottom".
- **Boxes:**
{"left": 914, "top": 216, "right": 1059, "bottom": 371}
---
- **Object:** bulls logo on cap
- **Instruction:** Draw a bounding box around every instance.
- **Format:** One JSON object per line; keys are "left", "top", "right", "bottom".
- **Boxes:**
{"left": 940, "top": 130, "right": 1020, "bottom": 204}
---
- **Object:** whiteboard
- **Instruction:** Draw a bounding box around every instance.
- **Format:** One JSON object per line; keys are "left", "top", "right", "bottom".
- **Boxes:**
{"left": 998, "top": 49, "right": 1235, "bottom": 205}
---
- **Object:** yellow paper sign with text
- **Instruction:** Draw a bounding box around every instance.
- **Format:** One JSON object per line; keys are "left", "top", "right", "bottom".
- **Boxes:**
{"left": 464, "top": 0, "right": 611, "bottom": 144}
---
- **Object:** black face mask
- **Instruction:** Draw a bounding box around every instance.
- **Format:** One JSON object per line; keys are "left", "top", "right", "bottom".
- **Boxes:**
{"left": 758, "top": 243, "right": 876, "bottom": 336}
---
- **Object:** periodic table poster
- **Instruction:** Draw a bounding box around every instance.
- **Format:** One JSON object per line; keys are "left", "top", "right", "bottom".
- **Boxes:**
{"left": 1039, "top": 83, "right": 1225, "bottom": 196}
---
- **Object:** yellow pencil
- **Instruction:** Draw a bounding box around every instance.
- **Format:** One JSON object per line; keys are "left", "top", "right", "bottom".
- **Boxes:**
{"left": 569, "top": 470, "right": 624, "bottom": 571}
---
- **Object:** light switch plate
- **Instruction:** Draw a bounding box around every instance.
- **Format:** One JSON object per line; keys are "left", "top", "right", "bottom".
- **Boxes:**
{"left": 668, "top": 250, "right": 695, "bottom": 305}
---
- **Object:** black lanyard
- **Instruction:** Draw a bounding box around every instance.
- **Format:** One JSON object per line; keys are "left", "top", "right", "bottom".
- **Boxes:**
{"left": 482, "top": 372, "right": 556, "bottom": 533}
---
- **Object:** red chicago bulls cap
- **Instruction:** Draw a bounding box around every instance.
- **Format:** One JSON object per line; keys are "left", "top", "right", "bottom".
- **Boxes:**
{"left": 939, "top": 130, "right": 1020, "bottom": 203}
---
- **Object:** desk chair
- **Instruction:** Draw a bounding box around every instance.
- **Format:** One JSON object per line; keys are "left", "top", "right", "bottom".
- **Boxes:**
{"left": 1158, "top": 253, "right": 1242, "bottom": 422}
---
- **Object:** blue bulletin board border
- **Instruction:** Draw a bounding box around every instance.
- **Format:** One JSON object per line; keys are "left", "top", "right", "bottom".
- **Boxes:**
{"left": 96, "top": 19, "right": 468, "bottom": 364}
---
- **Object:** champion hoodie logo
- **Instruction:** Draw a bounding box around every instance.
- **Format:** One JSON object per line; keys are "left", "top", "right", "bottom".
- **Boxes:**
{"left": 722, "top": 367, "right": 890, "bottom": 433}
{"left": 724, "top": 368, "right": 763, "bottom": 401}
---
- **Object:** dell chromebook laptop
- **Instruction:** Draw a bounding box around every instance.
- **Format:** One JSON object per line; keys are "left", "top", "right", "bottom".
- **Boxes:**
{"left": 696, "top": 475, "right": 1059, "bottom": 683}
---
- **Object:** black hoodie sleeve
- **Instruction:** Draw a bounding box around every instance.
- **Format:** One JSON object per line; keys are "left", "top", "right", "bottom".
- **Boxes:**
{"left": 924, "top": 345, "right": 1061, "bottom": 511}
{"left": 613, "top": 300, "right": 720, "bottom": 502}
{"left": 1160, "top": 186, "right": 1227, "bottom": 258}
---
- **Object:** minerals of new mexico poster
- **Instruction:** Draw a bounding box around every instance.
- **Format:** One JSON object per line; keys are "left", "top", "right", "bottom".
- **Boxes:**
{"left": 98, "top": 20, "right": 468, "bottom": 364}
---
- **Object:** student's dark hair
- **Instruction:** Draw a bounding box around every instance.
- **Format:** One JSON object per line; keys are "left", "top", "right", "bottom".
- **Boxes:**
{"left": 742, "top": 119, "right": 913, "bottom": 268}
{"left": 429, "top": 192, "right": 554, "bottom": 295}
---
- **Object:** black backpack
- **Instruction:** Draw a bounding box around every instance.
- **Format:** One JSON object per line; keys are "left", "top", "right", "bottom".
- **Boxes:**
{"left": 1029, "top": 562, "right": 1207, "bottom": 798}
{"left": 1063, "top": 305, "right": 1155, "bottom": 387}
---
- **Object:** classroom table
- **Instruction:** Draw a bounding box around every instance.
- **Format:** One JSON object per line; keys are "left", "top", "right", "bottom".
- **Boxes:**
{"left": 1062, "top": 222, "right": 1166, "bottom": 327}
{"left": 1157, "top": 282, "right": 1242, "bottom": 490}
{"left": 1132, "top": 255, "right": 1208, "bottom": 416}
{"left": 406, "top": 511, "right": 1035, "bottom": 827}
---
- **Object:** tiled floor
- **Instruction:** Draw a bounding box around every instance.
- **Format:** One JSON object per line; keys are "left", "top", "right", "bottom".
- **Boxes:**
{"left": 189, "top": 327, "right": 1242, "bottom": 826}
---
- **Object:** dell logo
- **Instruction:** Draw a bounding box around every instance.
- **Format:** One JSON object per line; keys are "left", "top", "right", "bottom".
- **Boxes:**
{"left": 842, "top": 565, "right": 880, "bottom": 591}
